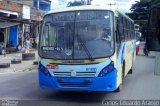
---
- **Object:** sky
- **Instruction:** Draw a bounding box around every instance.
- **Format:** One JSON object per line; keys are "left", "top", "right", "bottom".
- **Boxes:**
{"left": 50, "top": 0, "right": 140, "bottom": 13}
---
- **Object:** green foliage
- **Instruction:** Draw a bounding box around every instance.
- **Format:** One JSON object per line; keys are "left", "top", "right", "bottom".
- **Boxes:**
{"left": 67, "top": 0, "right": 92, "bottom": 7}
{"left": 151, "top": 0, "right": 160, "bottom": 7}
{"left": 67, "top": 1, "right": 85, "bottom": 7}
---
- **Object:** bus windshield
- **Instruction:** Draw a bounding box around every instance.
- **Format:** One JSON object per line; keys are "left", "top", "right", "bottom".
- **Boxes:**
{"left": 39, "top": 10, "right": 114, "bottom": 60}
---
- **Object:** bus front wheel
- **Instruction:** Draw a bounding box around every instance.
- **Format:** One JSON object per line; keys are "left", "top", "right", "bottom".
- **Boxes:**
{"left": 115, "top": 84, "right": 122, "bottom": 92}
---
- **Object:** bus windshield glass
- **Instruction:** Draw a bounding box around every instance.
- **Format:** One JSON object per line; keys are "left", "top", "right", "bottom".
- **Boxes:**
{"left": 39, "top": 11, "right": 114, "bottom": 59}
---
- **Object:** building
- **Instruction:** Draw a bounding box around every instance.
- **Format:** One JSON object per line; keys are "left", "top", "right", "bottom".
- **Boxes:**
{"left": 33, "top": 0, "right": 51, "bottom": 11}
{"left": 0, "top": 0, "right": 22, "bottom": 48}
{"left": 0, "top": 0, "right": 51, "bottom": 51}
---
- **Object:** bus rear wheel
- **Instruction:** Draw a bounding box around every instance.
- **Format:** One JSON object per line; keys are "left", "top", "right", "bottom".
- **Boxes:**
{"left": 129, "top": 54, "right": 134, "bottom": 74}
{"left": 129, "top": 68, "right": 133, "bottom": 74}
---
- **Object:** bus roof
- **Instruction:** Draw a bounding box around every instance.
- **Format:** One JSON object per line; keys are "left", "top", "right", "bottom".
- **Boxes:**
{"left": 47, "top": 5, "right": 115, "bottom": 14}
{"left": 117, "top": 11, "right": 134, "bottom": 23}
{"left": 47, "top": 5, "right": 134, "bottom": 23}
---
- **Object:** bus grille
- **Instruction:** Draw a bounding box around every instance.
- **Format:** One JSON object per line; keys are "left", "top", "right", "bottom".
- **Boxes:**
{"left": 52, "top": 72, "right": 96, "bottom": 77}
{"left": 58, "top": 81, "right": 92, "bottom": 87}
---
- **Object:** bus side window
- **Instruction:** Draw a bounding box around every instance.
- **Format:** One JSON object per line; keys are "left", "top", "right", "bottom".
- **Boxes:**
{"left": 116, "top": 19, "right": 121, "bottom": 44}
{"left": 116, "top": 15, "right": 124, "bottom": 43}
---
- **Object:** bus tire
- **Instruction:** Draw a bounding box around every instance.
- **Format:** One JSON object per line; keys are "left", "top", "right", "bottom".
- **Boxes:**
{"left": 22, "top": 53, "right": 35, "bottom": 60}
{"left": 129, "top": 54, "right": 134, "bottom": 74}
{"left": 0, "top": 63, "right": 10, "bottom": 68}
{"left": 115, "top": 84, "right": 122, "bottom": 92}
{"left": 129, "top": 69, "right": 132, "bottom": 74}
{"left": 122, "top": 62, "right": 125, "bottom": 79}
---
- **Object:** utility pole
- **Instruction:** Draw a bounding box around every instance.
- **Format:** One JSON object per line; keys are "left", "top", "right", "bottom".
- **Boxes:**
{"left": 37, "top": 0, "right": 41, "bottom": 49}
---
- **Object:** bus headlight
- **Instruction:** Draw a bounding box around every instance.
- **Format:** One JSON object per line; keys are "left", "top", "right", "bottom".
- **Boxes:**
{"left": 39, "top": 62, "right": 51, "bottom": 77}
{"left": 98, "top": 61, "right": 114, "bottom": 77}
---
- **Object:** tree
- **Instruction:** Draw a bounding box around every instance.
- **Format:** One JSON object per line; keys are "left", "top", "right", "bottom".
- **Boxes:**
{"left": 128, "top": 0, "right": 160, "bottom": 21}
{"left": 151, "top": 0, "right": 160, "bottom": 7}
{"left": 127, "top": 0, "right": 160, "bottom": 41}
{"left": 126, "top": 1, "right": 152, "bottom": 41}
{"left": 67, "top": 0, "right": 92, "bottom": 7}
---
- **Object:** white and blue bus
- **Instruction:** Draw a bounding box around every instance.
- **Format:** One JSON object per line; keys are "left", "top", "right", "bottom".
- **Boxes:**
{"left": 38, "top": 5, "right": 136, "bottom": 92}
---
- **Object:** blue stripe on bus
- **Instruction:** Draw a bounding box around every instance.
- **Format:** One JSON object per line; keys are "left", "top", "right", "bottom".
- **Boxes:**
{"left": 132, "top": 40, "right": 136, "bottom": 52}
{"left": 117, "top": 43, "right": 125, "bottom": 68}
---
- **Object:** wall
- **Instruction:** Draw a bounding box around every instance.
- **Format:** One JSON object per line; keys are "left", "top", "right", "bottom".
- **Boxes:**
{"left": 0, "top": 1, "right": 21, "bottom": 13}
{"left": 11, "top": 0, "right": 33, "bottom": 6}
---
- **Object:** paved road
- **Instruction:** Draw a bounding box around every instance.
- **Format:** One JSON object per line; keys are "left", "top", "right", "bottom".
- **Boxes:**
{"left": 0, "top": 51, "right": 160, "bottom": 106}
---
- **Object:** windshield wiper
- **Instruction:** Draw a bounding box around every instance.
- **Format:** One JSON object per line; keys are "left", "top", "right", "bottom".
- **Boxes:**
{"left": 76, "top": 34, "right": 94, "bottom": 61}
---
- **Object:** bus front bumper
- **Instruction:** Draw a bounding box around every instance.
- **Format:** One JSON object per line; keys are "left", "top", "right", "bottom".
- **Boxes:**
{"left": 38, "top": 69, "right": 117, "bottom": 92}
